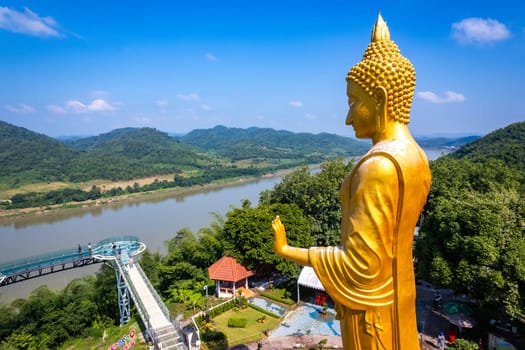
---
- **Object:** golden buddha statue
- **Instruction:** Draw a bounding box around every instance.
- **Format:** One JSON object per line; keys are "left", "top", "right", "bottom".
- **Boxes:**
{"left": 272, "top": 14, "right": 431, "bottom": 350}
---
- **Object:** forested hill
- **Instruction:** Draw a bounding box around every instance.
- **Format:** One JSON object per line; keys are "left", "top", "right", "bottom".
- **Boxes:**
{"left": 66, "top": 127, "right": 209, "bottom": 162}
{"left": 0, "top": 124, "right": 218, "bottom": 186}
{"left": 179, "top": 125, "right": 370, "bottom": 160}
{"left": 1, "top": 119, "right": 487, "bottom": 190}
{"left": 0, "top": 122, "right": 369, "bottom": 189}
{"left": 448, "top": 121, "right": 525, "bottom": 171}
{"left": 0, "top": 120, "right": 79, "bottom": 185}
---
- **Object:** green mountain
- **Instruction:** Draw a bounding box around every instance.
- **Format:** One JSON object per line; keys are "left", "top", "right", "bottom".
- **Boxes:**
{"left": 0, "top": 123, "right": 220, "bottom": 186}
{"left": 68, "top": 127, "right": 214, "bottom": 169}
{"left": 0, "top": 120, "right": 489, "bottom": 191}
{"left": 449, "top": 121, "right": 525, "bottom": 171}
{"left": 179, "top": 125, "right": 370, "bottom": 161}
{"left": 0, "top": 120, "right": 79, "bottom": 186}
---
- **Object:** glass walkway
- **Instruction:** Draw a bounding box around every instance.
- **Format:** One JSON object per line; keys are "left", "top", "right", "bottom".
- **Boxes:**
{"left": 0, "top": 236, "right": 190, "bottom": 350}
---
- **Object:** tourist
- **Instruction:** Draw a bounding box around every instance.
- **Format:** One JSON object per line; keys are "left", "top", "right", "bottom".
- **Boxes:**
{"left": 272, "top": 14, "right": 431, "bottom": 349}
{"left": 438, "top": 331, "right": 446, "bottom": 350}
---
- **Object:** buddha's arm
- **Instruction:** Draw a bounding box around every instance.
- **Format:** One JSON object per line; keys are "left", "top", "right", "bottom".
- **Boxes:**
{"left": 272, "top": 216, "right": 310, "bottom": 266}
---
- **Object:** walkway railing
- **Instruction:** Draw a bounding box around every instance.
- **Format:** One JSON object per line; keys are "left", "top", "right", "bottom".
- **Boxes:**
{"left": 0, "top": 235, "right": 144, "bottom": 287}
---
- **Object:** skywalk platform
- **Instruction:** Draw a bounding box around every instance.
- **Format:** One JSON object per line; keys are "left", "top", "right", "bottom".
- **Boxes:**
{"left": 0, "top": 236, "right": 188, "bottom": 349}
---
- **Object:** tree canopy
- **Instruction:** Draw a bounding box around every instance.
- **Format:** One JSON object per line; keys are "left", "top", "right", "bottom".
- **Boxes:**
{"left": 415, "top": 157, "right": 525, "bottom": 312}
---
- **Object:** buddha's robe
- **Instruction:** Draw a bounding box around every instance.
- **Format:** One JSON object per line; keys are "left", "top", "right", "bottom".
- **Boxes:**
{"left": 308, "top": 139, "right": 431, "bottom": 350}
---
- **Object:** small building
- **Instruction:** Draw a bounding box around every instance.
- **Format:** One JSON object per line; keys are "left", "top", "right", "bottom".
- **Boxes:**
{"left": 208, "top": 256, "right": 254, "bottom": 298}
{"left": 297, "top": 266, "right": 329, "bottom": 306}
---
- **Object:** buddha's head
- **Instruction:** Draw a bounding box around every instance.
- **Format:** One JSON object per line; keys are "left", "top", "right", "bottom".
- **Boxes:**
{"left": 347, "top": 14, "right": 415, "bottom": 125}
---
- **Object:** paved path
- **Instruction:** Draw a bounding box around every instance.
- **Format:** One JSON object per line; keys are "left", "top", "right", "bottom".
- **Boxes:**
{"left": 126, "top": 265, "right": 172, "bottom": 329}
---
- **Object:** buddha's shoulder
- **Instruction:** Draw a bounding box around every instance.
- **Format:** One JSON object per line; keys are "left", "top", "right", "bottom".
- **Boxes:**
{"left": 357, "top": 152, "right": 398, "bottom": 178}
{"left": 358, "top": 140, "right": 412, "bottom": 174}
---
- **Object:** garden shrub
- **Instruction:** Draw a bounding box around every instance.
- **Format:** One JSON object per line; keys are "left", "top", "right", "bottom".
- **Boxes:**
{"left": 227, "top": 318, "right": 247, "bottom": 328}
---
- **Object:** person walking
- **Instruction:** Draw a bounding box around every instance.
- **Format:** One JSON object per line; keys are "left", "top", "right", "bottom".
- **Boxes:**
{"left": 438, "top": 331, "right": 446, "bottom": 350}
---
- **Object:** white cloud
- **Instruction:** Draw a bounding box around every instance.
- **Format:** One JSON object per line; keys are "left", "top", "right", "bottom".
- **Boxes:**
{"left": 0, "top": 7, "right": 61, "bottom": 37}
{"left": 255, "top": 114, "right": 265, "bottom": 121}
{"left": 177, "top": 93, "right": 200, "bottom": 102}
{"left": 205, "top": 53, "right": 218, "bottom": 62}
{"left": 156, "top": 99, "right": 169, "bottom": 108}
{"left": 201, "top": 104, "right": 212, "bottom": 111}
{"left": 87, "top": 99, "right": 117, "bottom": 112}
{"left": 417, "top": 91, "right": 466, "bottom": 103}
{"left": 48, "top": 99, "right": 119, "bottom": 114}
{"left": 4, "top": 103, "right": 36, "bottom": 113}
{"left": 289, "top": 100, "right": 303, "bottom": 108}
{"left": 452, "top": 18, "right": 510, "bottom": 44}
{"left": 304, "top": 113, "right": 318, "bottom": 120}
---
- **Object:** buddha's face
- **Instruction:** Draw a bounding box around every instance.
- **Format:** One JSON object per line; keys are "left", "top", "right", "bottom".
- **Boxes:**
{"left": 346, "top": 81, "right": 377, "bottom": 139}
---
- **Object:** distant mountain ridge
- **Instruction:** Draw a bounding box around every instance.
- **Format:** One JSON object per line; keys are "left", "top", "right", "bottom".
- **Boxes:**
{"left": 0, "top": 122, "right": 367, "bottom": 189}
{"left": 180, "top": 125, "right": 370, "bottom": 161}
{"left": 449, "top": 121, "right": 525, "bottom": 171}
{"left": 0, "top": 120, "right": 485, "bottom": 190}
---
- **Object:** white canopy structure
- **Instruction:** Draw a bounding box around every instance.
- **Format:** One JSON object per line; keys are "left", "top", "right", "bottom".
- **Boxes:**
{"left": 296, "top": 266, "right": 325, "bottom": 303}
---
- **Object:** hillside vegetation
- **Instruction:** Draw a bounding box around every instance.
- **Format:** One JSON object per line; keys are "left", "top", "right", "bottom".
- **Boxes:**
{"left": 0, "top": 120, "right": 480, "bottom": 209}
{"left": 0, "top": 122, "right": 219, "bottom": 188}
{"left": 449, "top": 121, "right": 525, "bottom": 171}
{"left": 180, "top": 125, "right": 369, "bottom": 161}
{"left": 0, "top": 121, "right": 373, "bottom": 208}
{"left": 416, "top": 121, "right": 525, "bottom": 317}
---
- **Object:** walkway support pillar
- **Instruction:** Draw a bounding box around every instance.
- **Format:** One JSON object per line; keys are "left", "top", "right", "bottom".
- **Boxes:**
{"left": 115, "top": 266, "right": 131, "bottom": 325}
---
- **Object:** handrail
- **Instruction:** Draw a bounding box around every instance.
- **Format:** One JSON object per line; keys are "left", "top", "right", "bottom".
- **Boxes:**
{"left": 190, "top": 315, "right": 201, "bottom": 348}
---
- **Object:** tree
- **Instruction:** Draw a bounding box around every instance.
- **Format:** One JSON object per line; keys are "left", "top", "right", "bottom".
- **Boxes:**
{"left": 94, "top": 264, "right": 119, "bottom": 324}
{"left": 140, "top": 249, "right": 162, "bottom": 288}
{"left": 221, "top": 202, "right": 313, "bottom": 278}
{"left": 262, "top": 158, "right": 354, "bottom": 245}
{"left": 0, "top": 304, "right": 17, "bottom": 341}
{"left": 415, "top": 157, "right": 525, "bottom": 310}
{"left": 2, "top": 328, "right": 37, "bottom": 350}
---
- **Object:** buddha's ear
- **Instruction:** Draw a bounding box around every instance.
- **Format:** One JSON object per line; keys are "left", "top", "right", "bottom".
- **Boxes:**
{"left": 373, "top": 86, "right": 388, "bottom": 133}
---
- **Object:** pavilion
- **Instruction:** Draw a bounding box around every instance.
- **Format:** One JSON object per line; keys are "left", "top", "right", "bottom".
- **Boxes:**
{"left": 208, "top": 256, "right": 254, "bottom": 298}
{"left": 297, "top": 266, "right": 329, "bottom": 306}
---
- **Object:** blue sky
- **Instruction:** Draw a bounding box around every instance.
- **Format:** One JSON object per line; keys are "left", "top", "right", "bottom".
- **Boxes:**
{"left": 0, "top": 1, "right": 523, "bottom": 138}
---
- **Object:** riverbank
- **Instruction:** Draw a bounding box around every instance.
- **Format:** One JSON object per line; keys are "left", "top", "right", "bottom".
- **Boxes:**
{"left": 0, "top": 168, "right": 297, "bottom": 224}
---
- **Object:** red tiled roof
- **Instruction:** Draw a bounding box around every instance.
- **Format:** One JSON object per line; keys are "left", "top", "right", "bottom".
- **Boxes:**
{"left": 208, "top": 255, "right": 254, "bottom": 282}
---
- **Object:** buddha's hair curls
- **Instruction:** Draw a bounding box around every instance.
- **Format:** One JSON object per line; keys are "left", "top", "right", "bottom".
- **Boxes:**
{"left": 347, "top": 16, "right": 415, "bottom": 124}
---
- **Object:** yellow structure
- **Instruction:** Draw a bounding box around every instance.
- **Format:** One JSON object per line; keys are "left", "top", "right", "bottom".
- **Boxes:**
{"left": 273, "top": 14, "right": 431, "bottom": 350}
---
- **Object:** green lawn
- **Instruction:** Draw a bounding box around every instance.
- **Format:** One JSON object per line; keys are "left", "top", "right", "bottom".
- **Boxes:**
{"left": 213, "top": 306, "right": 281, "bottom": 347}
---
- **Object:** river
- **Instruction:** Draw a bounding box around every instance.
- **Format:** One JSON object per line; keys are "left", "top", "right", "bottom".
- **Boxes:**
{"left": 0, "top": 148, "right": 449, "bottom": 302}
